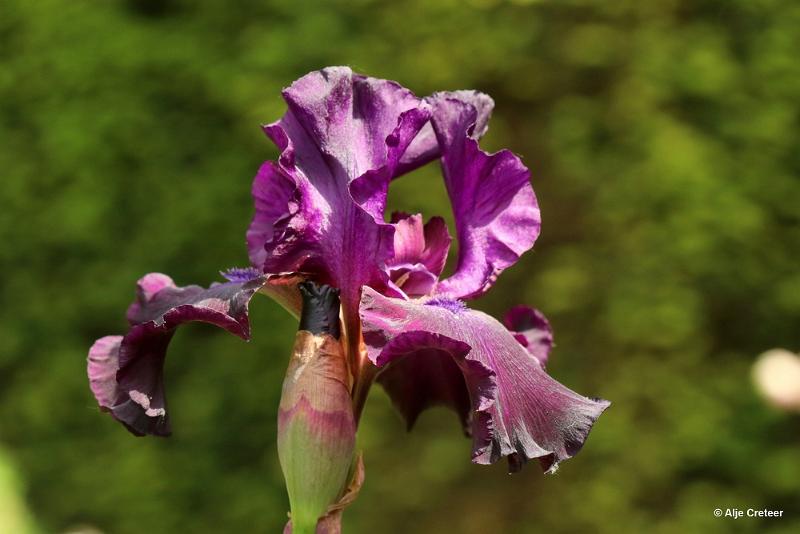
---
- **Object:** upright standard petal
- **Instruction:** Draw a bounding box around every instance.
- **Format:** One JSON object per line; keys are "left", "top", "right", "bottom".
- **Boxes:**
{"left": 87, "top": 271, "right": 266, "bottom": 436}
{"left": 360, "top": 288, "right": 609, "bottom": 473}
{"left": 395, "top": 90, "right": 495, "bottom": 177}
{"left": 247, "top": 67, "right": 431, "bottom": 365}
{"left": 386, "top": 213, "right": 451, "bottom": 297}
{"left": 430, "top": 94, "right": 541, "bottom": 300}
{"left": 390, "top": 212, "right": 451, "bottom": 277}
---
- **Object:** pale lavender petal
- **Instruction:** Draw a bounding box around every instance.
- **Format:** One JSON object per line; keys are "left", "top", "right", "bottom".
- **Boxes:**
{"left": 430, "top": 95, "right": 541, "bottom": 300}
{"left": 504, "top": 305, "right": 553, "bottom": 367}
{"left": 395, "top": 90, "right": 495, "bottom": 177}
{"left": 87, "top": 271, "right": 266, "bottom": 436}
{"left": 360, "top": 288, "right": 609, "bottom": 473}
{"left": 222, "top": 266, "right": 265, "bottom": 283}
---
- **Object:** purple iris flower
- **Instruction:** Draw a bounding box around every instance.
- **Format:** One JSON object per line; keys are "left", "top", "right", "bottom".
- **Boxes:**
{"left": 88, "top": 67, "right": 609, "bottom": 529}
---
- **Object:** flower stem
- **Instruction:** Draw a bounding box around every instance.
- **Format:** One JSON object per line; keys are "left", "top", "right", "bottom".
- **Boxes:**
{"left": 352, "top": 361, "right": 377, "bottom": 424}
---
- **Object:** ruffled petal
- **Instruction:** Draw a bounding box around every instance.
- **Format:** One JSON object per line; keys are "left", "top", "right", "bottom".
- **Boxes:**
{"left": 385, "top": 213, "right": 451, "bottom": 297}
{"left": 226, "top": 267, "right": 304, "bottom": 319}
{"left": 503, "top": 305, "right": 553, "bottom": 367}
{"left": 430, "top": 95, "right": 541, "bottom": 300}
{"left": 389, "top": 213, "right": 451, "bottom": 278}
{"left": 373, "top": 330, "right": 486, "bottom": 433}
{"left": 360, "top": 288, "right": 609, "bottom": 473}
{"left": 395, "top": 90, "right": 495, "bottom": 177}
{"left": 248, "top": 67, "right": 431, "bottom": 350}
{"left": 390, "top": 213, "right": 426, "bottom": 265}
{"left": 246, "top": 161, "right": 313, "bottom": 274}
{"left": 87, "top": 271, "right": 266, "bottom": 436}
{"left": 270, "top": 67, "right": 430, "bottom": 218}
{"left": 387, "top": 263, "right": 438, "bottom": 298}
{"left": 88, "top": 335, "right": 124, "bottom": 410}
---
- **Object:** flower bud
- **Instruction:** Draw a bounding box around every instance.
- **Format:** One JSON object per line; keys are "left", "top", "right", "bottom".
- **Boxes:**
{"left": 278, "top": 282, "right": 356, "bottom": 533}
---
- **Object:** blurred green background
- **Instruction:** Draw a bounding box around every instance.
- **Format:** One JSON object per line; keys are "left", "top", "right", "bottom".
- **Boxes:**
{"left": 1, "top": 0, "right": 799, "bottom": 532}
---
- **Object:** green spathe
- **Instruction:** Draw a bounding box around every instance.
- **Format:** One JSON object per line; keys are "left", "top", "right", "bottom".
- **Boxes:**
{"left": 278, "top": 331, "right": 356, "bottom": 533}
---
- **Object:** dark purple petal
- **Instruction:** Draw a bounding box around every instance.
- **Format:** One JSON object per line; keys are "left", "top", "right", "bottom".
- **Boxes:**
{"left": 269, "top": 68, "right": 430, "bottom": 217}
{"left": 374, "top": 331, "right": 486, "bottom": 433}
{"left": 245, "top": 162, "right": 310, "bottom": 273}
{"left": 248, "top": 67, "right": 431, "bottom": 349}
{"left": 360, "top": 288, "right": 609, "bottom": 473}
{"left": 395, "top": 90, "right": 495, "bottom": 177}
{"left": 503, "top": 305, "right": 554, "bottom": 367}
{"left": 87, "top": 272, "right": 266, "bottom": 436}
{"left": 430, "top": 95, "right": 541, "bottom": 300}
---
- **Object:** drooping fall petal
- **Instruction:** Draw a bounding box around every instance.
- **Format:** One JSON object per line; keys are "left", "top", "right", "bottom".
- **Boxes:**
{"left": 360, "top": 288, "right": 609, "bottom": 473}
{"left": 503, "top": 305, "right": 554, "bottom": 367}
{"left": 374, "top": 330, "right": 478, "bottom": 433}
{"left": 87, "top": 271, "right": 266, "bottom": 436}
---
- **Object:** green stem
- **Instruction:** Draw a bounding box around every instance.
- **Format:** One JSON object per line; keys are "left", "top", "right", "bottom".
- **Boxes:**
{"left": 291, "top": 516, "right": 318, "bottom": 534}
{"left": 352, "top": 361, "right": 377, "bottom": 424}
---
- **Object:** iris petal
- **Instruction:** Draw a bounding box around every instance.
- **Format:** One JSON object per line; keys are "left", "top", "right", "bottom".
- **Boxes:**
{"left": 503, "top": 305, "right": 554, "bottom": 367}
{"left": 360, "top": 287, "right": 609, "bottom": 473}
{"left": 395, "top": 90, "right": 495, "bottom": 177}
{"left": 247, "top": 67, "right": 431, "bottom": 348}
{"left": 373, "top": 330, "right": 484, "bottom": 434}
{"left": 390, "top": 213, "right": 451, "bottom": 278}
{"left": 386, "top": 263, "right": 439, "bottom": 298}
{"left": 386, "top": 213, "right": 452, "bottom": 297}
{"left": 87, "top": 271, "right": 266, "bottom": 436}
{"left": 430, "top": 94, "right": 541, "bottom": 300}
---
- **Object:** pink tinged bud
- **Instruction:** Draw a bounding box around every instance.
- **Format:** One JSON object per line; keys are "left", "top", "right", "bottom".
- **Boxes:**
{"left": 278, "top": 282, "right": 357, "bottom": 533}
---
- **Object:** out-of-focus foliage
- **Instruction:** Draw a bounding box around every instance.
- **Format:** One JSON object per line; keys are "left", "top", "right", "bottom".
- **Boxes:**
{"left": 1, "top": 0, "right": 798, "bottom": 532}
{"left": 0, "top": 448, "right": 37, "bottom": 534}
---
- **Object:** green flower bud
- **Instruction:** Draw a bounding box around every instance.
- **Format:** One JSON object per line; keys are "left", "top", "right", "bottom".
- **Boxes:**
{"left": 277, "top": 283, "right": 356, "bottom": 534}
